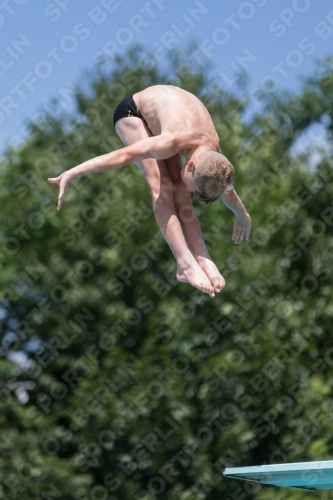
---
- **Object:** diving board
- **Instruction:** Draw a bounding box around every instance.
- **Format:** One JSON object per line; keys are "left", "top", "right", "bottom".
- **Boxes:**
{"left": 223, "top": 461, "right": 333, "bottom": 491}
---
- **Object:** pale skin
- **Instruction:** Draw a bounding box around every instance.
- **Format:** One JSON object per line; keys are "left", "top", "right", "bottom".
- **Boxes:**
{"left": 48, "top": 85, "right": 251, "bottom": 298}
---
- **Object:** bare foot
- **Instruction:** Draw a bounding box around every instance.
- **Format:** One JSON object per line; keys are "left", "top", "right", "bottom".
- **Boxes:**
{"left": 196, "top": 257, "right": 225, "bottom": 294}
{"left": 176, "top": 260, "right": 215, "bottom": 297}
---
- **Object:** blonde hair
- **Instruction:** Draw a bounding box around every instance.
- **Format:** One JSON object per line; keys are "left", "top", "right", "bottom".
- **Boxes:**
{"left": 194, "top": 149, "right": 235, "bottom": 204}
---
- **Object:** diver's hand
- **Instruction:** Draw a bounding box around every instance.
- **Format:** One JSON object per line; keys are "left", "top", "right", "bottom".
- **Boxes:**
{"left": 233, "top": 213, "right": 251, "bottom": 244}
{"left": 48, "top": 171, "right": 73, "bottom": 211}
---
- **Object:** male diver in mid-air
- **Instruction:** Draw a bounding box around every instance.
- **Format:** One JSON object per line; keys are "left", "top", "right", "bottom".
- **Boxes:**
{"left": 48, "top": 85, "right": 251, "bottom": 298}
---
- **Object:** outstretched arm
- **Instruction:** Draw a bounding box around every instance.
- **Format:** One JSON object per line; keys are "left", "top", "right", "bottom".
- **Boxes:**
{"left": 48, "top": 134, "right": 178, "bottom": 210}
{"left": 222, "top": 188, "right": 251, "bottom": 244}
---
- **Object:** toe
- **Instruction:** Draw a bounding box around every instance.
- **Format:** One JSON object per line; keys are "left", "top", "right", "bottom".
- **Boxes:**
{"left": 213, "top": 278, "right": 218, "bottom": 292}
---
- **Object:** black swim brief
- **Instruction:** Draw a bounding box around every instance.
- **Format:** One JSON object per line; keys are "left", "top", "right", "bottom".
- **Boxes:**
{"left": 113, "top": 95, "right": 147, "bottom": 128}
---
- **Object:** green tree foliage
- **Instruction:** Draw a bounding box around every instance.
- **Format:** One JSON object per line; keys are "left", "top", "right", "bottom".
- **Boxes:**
{"left": 1, "top": 46, "right": 333, "bottom": 499}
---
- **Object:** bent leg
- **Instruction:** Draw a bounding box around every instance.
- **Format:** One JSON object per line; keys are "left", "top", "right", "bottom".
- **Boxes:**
{"left": 164, "top": 154, "right": 225, "bottom": 294}
{"left": 115, "top": 117, "right": 215, "bottom": 297}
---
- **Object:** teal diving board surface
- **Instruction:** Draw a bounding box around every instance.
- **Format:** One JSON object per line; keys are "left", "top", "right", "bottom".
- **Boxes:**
{"left": 223, "top": 461, "right": 333, "bottom": 491}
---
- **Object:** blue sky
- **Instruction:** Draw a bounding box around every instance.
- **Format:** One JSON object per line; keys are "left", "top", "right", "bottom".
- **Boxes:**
{"left": 1, "top": 0, "right": 333, "bottom": 155}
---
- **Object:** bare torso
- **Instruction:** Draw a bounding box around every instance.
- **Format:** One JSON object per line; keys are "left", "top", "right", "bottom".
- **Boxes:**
{"left": 133, "top": 85, "right": 220, "bottom": 154}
